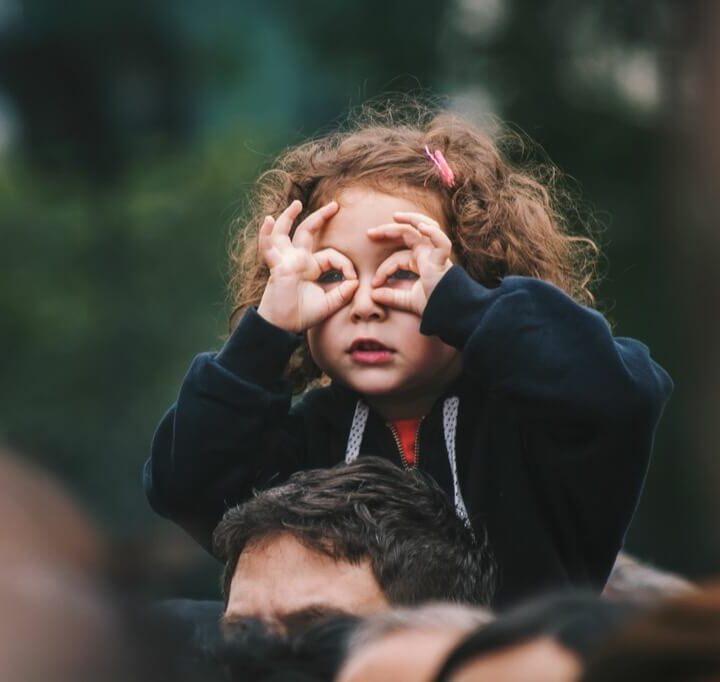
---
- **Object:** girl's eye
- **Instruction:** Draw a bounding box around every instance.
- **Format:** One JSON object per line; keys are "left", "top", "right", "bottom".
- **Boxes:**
{"left": 388, "top": 269, "right": 418, "bottom": 282}
{"left": 317, "top": 269, "right": 344, "bottom": 284}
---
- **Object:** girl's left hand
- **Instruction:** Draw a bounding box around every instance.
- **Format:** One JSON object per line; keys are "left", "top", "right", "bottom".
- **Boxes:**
{"left": 367, "top": 211, "right": 453, "bottom": 316}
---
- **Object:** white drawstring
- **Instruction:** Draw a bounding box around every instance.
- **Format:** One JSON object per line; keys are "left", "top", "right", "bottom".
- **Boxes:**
{"left": 344, "top": 397, "right": 471, "bottom": 525}
{"left": 442, "top": 396, "right": 470, "bottom": 525}
{"left": 345, "top": 400, "right": 369, "bottom": 464}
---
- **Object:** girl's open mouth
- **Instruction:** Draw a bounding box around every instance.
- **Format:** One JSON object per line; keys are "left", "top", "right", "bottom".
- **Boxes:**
{"left": 348, "top": 339, "right": 395, "bottom": 365}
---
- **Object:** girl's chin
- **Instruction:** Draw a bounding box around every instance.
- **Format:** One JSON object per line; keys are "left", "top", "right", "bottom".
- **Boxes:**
{"left": 344, "top": 377, "right": 414, "bottom": 397}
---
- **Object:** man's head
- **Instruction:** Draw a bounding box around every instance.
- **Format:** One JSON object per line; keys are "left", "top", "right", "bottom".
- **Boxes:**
{"left": 213, "top": 457, "right": 495, "bottom": 628}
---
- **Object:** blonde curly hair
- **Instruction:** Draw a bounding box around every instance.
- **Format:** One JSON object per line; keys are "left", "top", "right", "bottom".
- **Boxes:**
{"left": 228, "top": 101, "right": 599, "bottom": 392}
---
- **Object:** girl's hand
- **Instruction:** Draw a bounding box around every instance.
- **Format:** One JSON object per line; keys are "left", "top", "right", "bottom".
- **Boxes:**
{"left": 257, "top": 200, "right": 359, "bottom": 333}
{"left": 368, "top": 212, "right": 453, "bottom": 316}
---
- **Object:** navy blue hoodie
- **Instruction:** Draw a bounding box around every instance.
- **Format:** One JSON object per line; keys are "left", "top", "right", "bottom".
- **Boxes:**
{"left": 145, "top": 266, "right": 672, "bottom": 606}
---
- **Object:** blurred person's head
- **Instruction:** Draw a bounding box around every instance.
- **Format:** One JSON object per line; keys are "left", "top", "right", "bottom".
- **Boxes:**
{"left": 603, "top": 552, "right": 695, "bottom": 604}
{"left": 337, "top": 603, "right": 493, "bottom": 682}
{"left": 442, "top": 639, "right": 580, "bottom": 682}
{"left": 220, "top": 614, "right": 360, "bottom": 682}
{"left": 213, "top": 457, "right": 495, "bottom": 629}
{"left": 0, "top": 449, "right": 152, "bottom": 681}
{"left": 0, "top": 566, "right": 124, "bottom": 682}
{"left": 0, "top": 447, "right": 103, "bottom": 573}
{"left": 0, "top": 448, "right": 219, "bottom": 682}
{"left": 0, "top": 448, "right": 110, "bottom": 680}
{"left": 581, "top": 584, "right": 720, "bottom": 682}
{"left": 434, "top": 592, "right": 635, "bottom": 682}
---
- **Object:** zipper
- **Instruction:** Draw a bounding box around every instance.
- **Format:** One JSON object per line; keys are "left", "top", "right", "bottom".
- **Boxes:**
{"left": 386, "top": 417, "right": 425, "bottom": 470}
{"left": 387, "top": 423, "right": 406, "bottom": 468}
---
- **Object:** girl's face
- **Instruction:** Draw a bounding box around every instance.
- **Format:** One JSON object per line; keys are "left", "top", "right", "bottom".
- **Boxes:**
{"left": 306, "top": 186, "right": 461, "bottom": 419}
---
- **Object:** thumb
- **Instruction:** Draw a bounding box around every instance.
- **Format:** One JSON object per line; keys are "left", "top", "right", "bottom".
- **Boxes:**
{"left": 371, "top": 287, "right": 420, "bottom": 315}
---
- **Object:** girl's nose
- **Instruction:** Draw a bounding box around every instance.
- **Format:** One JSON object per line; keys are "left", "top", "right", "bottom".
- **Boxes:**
{"left": 349, "top": 279, "right": 386, "bottom": 322}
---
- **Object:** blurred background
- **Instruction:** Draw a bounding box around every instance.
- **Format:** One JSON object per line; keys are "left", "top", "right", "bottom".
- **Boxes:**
{"left": 1, "top": 0, "right": 719, "bottom": 597}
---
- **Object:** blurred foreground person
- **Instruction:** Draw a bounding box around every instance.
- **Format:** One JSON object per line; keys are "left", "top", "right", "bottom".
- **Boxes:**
{"left": 0, "top": 563, "right": 129, "bottom": 682}
{"left": 581, "top": 584, "right": 720, "bottom": 682}
{"left": 337, "top": 603, "right": 493, "bottom": 682}
{"left": 0, "top": 448, "right": 213, "bottom": 682}
{"left": 0, "top": 448, "right": 118, "bottom": 682}
{"left": 434, "top": 592, "right": 635, "bottom": 682}
{"left": 603, "top": 552, "right": 695, "bottom": 604}
{"left": 219, "top": 615, "right": 359, "bottom": 682}
{"left": 0, "top": 447, "right": 103, "bottom": 573}
{"left": 214, "top": 457, "right": 495, "bottom": 629}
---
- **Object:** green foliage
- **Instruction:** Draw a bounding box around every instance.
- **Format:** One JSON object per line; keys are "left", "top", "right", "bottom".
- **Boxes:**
{"left": 0, "top": 131, "right": 265, "bottom": 530}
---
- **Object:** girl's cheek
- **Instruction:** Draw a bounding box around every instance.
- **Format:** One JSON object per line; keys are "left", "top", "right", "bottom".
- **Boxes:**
{"left": 306, "top": 328, "right": 328, "bottom": 362}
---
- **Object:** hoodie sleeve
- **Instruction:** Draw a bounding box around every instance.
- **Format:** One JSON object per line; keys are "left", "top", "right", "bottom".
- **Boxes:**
{"left": 143, "top": 307, "right": 305, "bottom": 552}
{"left": 421, "top": 265, "right": 673, "bottom": 589}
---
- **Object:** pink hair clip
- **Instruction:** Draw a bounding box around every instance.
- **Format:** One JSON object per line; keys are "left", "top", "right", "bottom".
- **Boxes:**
{"left": 424, "top": 145, "right": 455, "bottom": 188}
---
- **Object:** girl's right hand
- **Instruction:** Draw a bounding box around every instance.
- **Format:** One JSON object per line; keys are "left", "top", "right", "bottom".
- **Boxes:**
{"left": 256, "top": 200, "right": 359, "bottom": 333}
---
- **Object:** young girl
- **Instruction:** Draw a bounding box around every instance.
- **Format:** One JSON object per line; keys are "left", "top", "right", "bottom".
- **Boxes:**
{"left": 145, "top": 105, "right": 672, "bottom": 607}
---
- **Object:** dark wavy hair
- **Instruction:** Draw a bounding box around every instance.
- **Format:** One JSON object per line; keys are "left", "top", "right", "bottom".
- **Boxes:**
{"left": 213, "top": 457, "right": 496, "bottom": 608}
{"left": 228, "top": 99, "right": 599, "bottom": 391}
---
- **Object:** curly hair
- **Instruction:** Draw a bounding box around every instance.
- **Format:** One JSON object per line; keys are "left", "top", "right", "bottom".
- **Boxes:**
{"left": 228, "top": 101, "right": 599, "bottom": 392}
